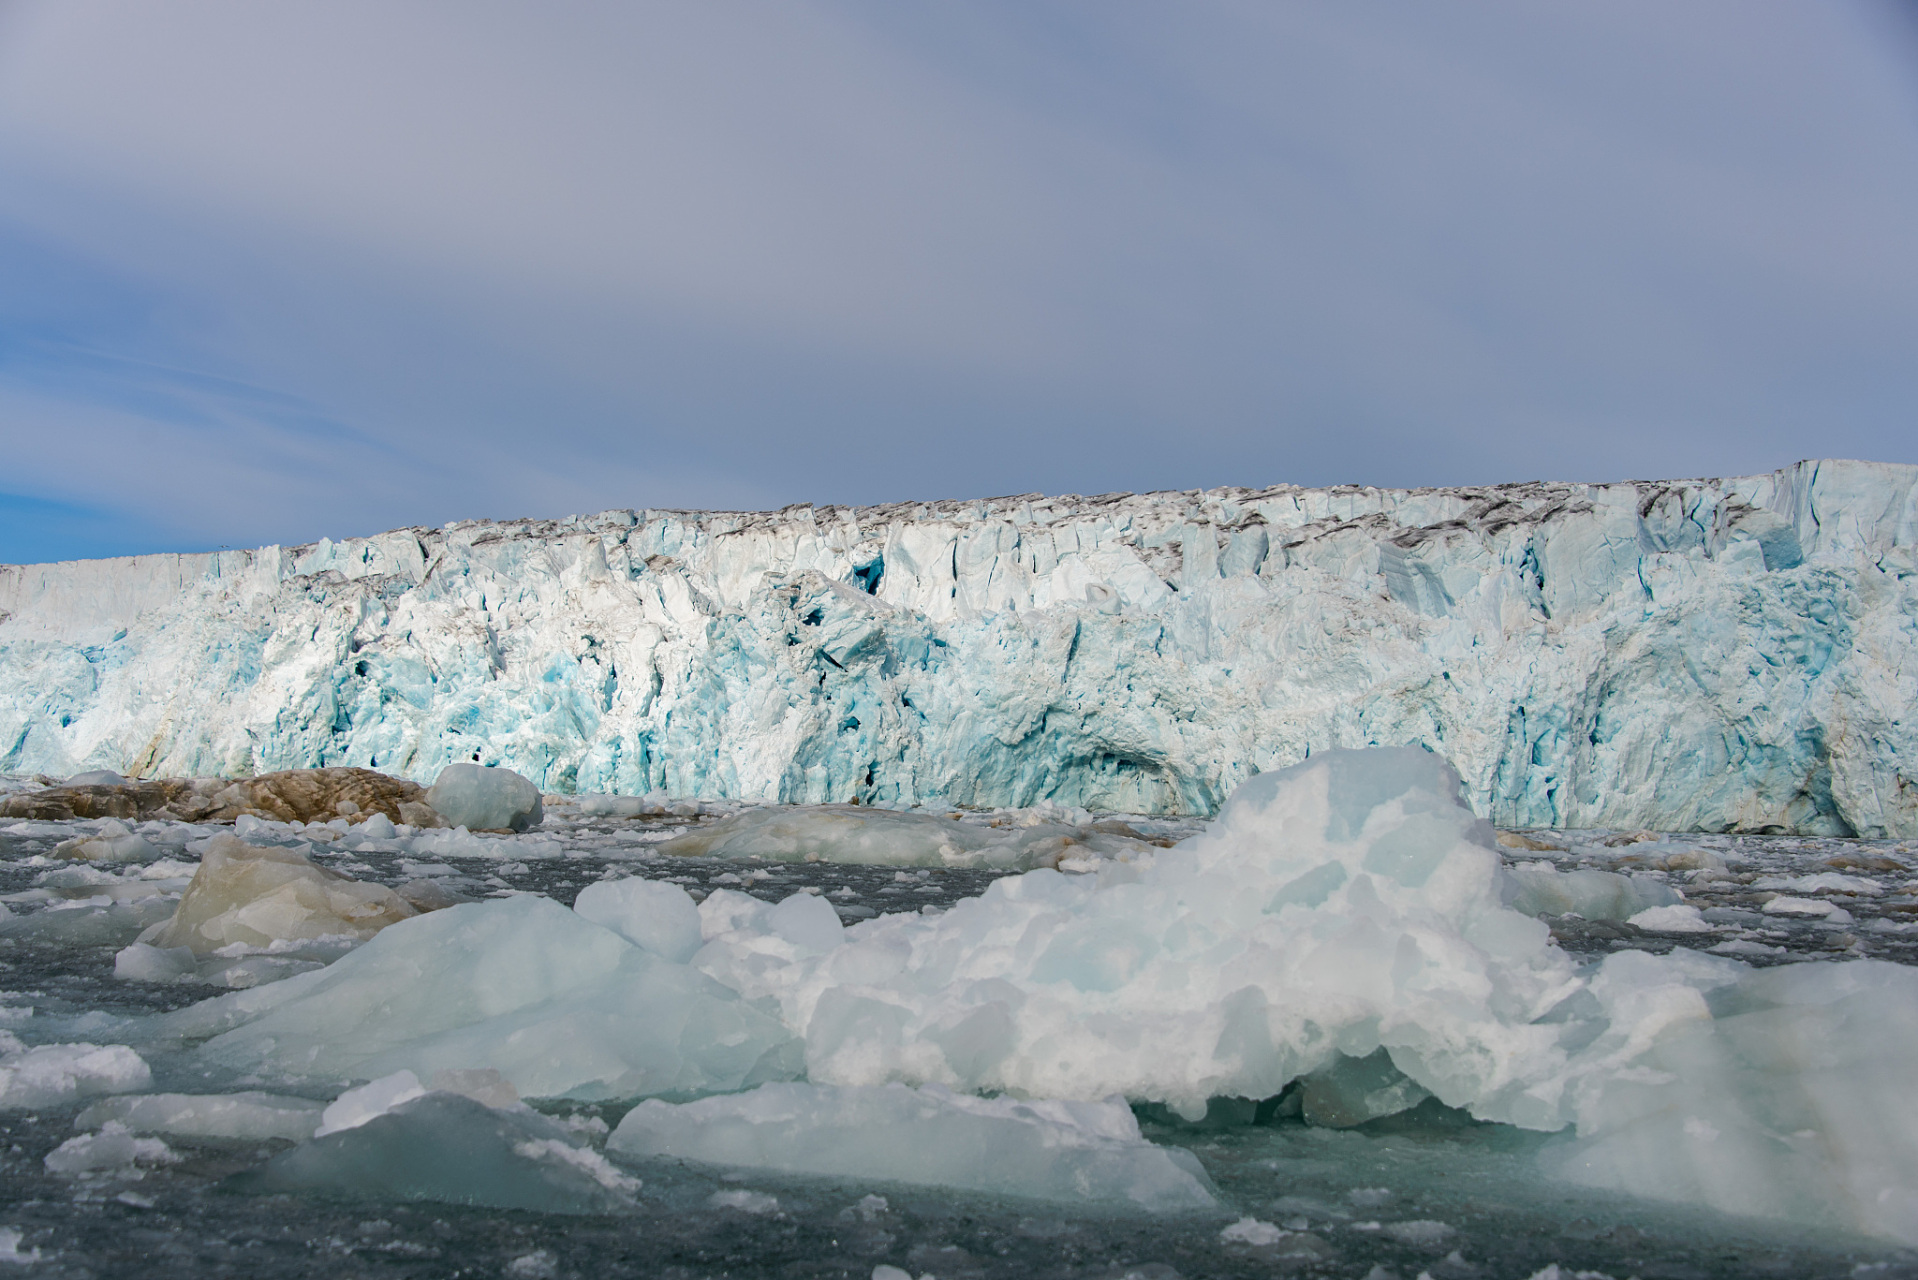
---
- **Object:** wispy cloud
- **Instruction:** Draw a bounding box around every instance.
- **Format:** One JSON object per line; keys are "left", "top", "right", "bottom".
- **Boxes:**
{"left": 0, "top": 1, "right": 1915, "bottom": 562}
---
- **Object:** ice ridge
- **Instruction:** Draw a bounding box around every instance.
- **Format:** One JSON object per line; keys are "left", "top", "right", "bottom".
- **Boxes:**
{"left": 1, "top": 458, "right": 1914, "bottom": 835}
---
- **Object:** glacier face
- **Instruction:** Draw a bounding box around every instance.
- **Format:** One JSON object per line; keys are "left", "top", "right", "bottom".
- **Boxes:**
{"left": 0, "top": 459, "right": 1913, "bottom": 836}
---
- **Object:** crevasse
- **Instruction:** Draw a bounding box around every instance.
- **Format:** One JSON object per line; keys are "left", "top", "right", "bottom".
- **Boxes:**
{"left": 1, "top": 458, "right": 1914, "bottom": 835}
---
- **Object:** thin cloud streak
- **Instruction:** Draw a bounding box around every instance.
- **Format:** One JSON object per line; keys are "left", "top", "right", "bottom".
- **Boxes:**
{"left": 0, "top": 2, "right": 1915, "bottom": 562}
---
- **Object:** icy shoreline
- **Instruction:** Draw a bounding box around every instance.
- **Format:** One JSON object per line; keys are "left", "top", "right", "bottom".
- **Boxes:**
{"left": 3, "top": 458, "right": 1915, "bottom": 835}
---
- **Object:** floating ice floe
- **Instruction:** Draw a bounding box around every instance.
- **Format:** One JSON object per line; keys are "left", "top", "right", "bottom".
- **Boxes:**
{"left": 0, "top": 1227, "right": 44, "bottom": 1264}
{"left": 51, "top": 818, "right": 158, "bottom": 864}
{"left": 575, "top": 791, "right": 671, "bottom": 818}
{"left": 655, "top": 804, "right": 1159, "bottom": 870}
{"left": 315, "top": 1067, "right": 521, "bottom": 1136}
{"left": 1762, "top": 896, "right": 1852, "bottom": 922}
{"left": 426, "top": 764, "right": 544, "bottom": 833}
{"left": 610, "top": 1080, "right": 1216, "bottom": 1210}
{"left": 1753, "top": 871, "right": 1883, "bottom": 895}
{"left": 164, "top": 894, "right": 797, "bottom": 1100}
{"left": 237, "top": 1091, "right": 638, "bottom": 1214}
{"left": 43, "top": 1121, "right": 179, "bottom": 1175}
{"left": 1500, "top": 864, "right": 1680, "bottom": 921}
{"left": 77, "top": 1091, "right": 326, "bottom": 1142}
{"left": 0, "top": 1042, "right": 150, "bottom": 1109}
{"left": 132, "top": 834, "right": 419, "bottom": 955}
{"left": 1625, "top": 904, "right": 1713, "bottom": 933}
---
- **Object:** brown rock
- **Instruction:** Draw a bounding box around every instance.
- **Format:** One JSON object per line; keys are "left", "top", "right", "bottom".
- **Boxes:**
{"left": 206, "top": 768, "right": 443, "bottom": 826}
{"left": 0, "top": 778, "right": 210, "bottom": 823}
{"left": 0, "top": 767, "right": 444, "bottom": 828}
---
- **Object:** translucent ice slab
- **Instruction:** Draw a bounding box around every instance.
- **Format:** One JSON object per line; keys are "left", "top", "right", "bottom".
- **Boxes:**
{"left": 610, "top": 1081, "right": 1216, "bottom": 1210}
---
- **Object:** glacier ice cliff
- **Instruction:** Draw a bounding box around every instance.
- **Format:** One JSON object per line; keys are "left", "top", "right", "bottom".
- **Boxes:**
{"left": 0, "top": 458, "right": 1913, "bottom": 836}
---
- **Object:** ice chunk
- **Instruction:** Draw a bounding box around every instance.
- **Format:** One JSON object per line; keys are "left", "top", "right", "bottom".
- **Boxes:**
{"left": 1547, "top": 956, "right": 1918, "bottom": 1246}
{"left": 1627, "top": 904, "right": 1713, "bottom": 933}
{"left": 170, "top": 896, "right": 797, "bottom": 1101}
{"left": 65, "top": 770, "right": 127, "bottom": 786}
{"left": 76, "top": 1091, "right": 325, "bottom": 1142}
{"left": 608, "top": 1081, "right": 1217, "bottom": 1210}
{"left": 1762, "top": 895, "right": 1852, "bottom": 921}
{"left": 1381, "top": 1219, "right": 1455, "bottom": 1246}
{"left": 426, "top": 764, "right": 543, "bottom": 833}
{"left": 236, "top": 1092, "right": 637, "bottom": 1213}
{"left": 656, "top": 804, "right": 1143, "bottom": 870}
{"left": 0, "top": 1228, "right": 44, "bottom": 1264}
{"left": 1753, "top": 872, "right": 1881, "bottom": 895}
{"left": 0, "top": 896, "right": 176, "bottom": 948}
{"left": 1502, "top": 864, "right": 1681, "bottom": 920}
{"left": 572, "top": 878, "right": 703, "bottom": 962}
{"left": 113, "top": 942, "right": 199, "bottom": 982}
{"left": 135, "top": 833, "right": 417, "bottom": 954}
{"left": 317, "top": 1070, "right": 430, "bottom": 1136}
{"left": 0, "top": 1043, "right": 150, "bottom": 1109}
{"left": 316, "top": 1068, "right": 522, "bottom": 1136}
{"left": 397, "top": 825, "right": 562, "bottom": 860}
{"left": 768, "top": 892, "right": 844, "bottom": 953}
{"left": 1220, "top": 1218, "right": 1287, "bottom": 1245}
{"left": 43, "top": 1122, "right": 179, "bottom": 1175}
{"left": 53, "top": 824, "right": 158, "bottom": 863}
{"left": 707, "top": 1188, "right": 779, "bottom": 1214}
{"left": 577, "top": 793, "right": 667, "bottom": 818}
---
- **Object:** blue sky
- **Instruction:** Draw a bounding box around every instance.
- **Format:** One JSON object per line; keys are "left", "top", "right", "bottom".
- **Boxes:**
{"left": 1, "top": 1, "right": 1916, "bottom": 564}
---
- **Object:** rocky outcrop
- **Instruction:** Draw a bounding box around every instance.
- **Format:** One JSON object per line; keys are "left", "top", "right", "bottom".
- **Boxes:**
{"left": 0, "top": 768, "right": 444, "bottom": 828}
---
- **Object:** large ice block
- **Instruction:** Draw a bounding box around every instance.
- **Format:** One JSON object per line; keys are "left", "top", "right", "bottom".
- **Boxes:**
{"left": 608, "top": 1081, "right": 1216, "bottom": 1210}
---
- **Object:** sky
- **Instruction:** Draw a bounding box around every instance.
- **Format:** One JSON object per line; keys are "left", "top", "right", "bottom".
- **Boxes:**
{"left": 1, "top": 2, "right": 1916, "bottom": 565}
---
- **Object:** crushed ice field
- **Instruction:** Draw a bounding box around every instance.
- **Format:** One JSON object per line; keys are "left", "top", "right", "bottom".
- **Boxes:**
{"left": 4, "top": 753, "right": 1918, "bottom": 1279}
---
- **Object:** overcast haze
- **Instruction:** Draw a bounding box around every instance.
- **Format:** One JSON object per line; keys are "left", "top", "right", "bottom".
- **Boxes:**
{"left": 2, "top": 2, "right": 1916, "bottom": 564}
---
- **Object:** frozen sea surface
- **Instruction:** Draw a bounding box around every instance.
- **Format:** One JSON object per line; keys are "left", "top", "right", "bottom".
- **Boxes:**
{"left": 2, "top": 789, "right": 1917, "bottom": 1277}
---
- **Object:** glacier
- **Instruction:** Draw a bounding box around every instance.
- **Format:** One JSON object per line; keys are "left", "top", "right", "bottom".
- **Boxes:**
{"left": 1, "top": 458, "right": 1914, "bottom": 835}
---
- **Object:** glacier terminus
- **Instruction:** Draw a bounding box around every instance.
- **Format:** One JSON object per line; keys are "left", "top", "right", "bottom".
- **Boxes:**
{"left": 1, "top": 458, "right": 1913, "bottom": 836}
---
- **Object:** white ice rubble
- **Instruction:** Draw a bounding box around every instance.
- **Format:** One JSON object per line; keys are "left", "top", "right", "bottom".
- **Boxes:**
{"left": 1, "top": 460, "right": 1913, "bottom": 835}
{"left": 132, "top": 746, "right": 1918, "bottom": 1240}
